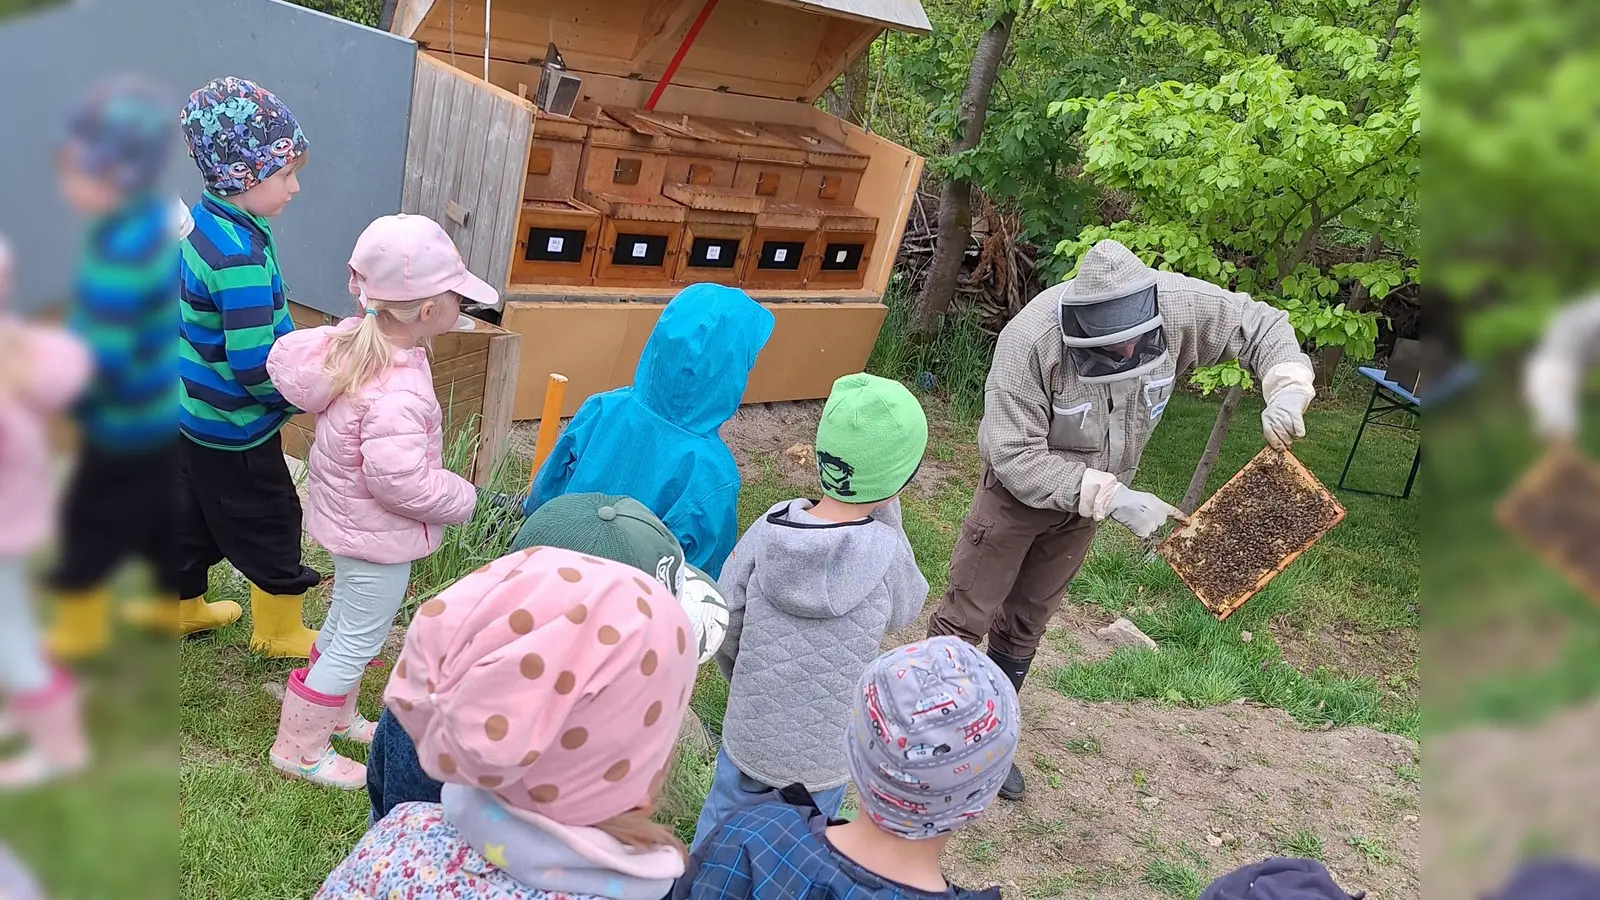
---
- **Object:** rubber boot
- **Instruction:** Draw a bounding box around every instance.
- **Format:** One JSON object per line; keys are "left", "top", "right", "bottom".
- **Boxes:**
{"left": 247, "top": 586, "right": 319, "bottom": 659}
{"left": 987, "top": 646, "right": 1034, "bottom": 802}
{"left": 0, "top": 669, "right": 89, "bottom": 790}
{"left": 178, "top": 595, "right": 243, "bottom": 638}
{"left": 268, "top": 668, "right": 366, "bottom": 790}
{"left": 45, "top": 587, "right": 111, "bottom": 661}
{"left": 307, "top": 648, "right": 376, "bottom": 744}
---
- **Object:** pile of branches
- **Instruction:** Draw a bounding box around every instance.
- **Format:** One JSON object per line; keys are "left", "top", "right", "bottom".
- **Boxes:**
{"left": 895, "top": 187, "right": 1047, "bottom": 334}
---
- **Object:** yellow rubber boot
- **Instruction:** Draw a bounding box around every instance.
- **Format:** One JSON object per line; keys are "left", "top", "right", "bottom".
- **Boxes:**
{"left": 247, "top": 586, "right": 319, "bottom": 659}
{"left": 46, "top": 588, "right": 111, "bottom": 661}
{"left": 177, "top": 596, "right": 243, "bottom": 637}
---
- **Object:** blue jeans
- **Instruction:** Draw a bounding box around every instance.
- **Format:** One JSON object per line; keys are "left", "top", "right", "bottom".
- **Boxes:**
{"left": 366, "top": 709, "right": 442, "bottom": 826}
{"left": 690, "top": 747, "right": 846, "bottom": 851}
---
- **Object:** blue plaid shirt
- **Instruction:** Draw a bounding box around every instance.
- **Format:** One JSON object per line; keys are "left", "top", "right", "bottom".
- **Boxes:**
{"left": 674, "top": 798, "right": 999, "bottom": 900}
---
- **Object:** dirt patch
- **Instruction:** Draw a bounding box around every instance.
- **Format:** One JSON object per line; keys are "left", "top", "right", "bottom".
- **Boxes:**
{"left": 1272, "top": 621, "right": 1417, "bottom": 695}
{"left": 1162, "top": 452, "right": 1341, "bottom": 617}
{"left": 1426, "top": 699, "right": 1600, "bottom": 897}
{"left": 936, "top": 608, "right": 1420, "bottom": 900}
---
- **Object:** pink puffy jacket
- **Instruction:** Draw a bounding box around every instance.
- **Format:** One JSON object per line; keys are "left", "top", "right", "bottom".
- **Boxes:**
{"left": 266, "top": 319, "right": 477, "bottom": 565}
{"left": 0, "top": 319, "right": 91, "bottom": 558}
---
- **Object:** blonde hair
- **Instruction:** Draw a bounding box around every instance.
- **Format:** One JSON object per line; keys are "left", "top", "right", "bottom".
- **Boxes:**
{"left": 592, "top": 808, "right": 686, "bottom": 859}
{"left": 588, "top": 756, "right": 686, "bottom": 860}
{"left": 324, "top": 292, "right": 454, "bottom": 395}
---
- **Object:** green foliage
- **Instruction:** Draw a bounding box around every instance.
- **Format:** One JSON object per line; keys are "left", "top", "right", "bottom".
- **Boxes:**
{"left": 1190, "top": 358, "right": 1253, "bottom": 395}
{"left": 884, "top": 2, "right": 1120, "bottom": 277}
{"left": 1428, "top": 0, "right": 1600, "bottom": 356}
{"left": 869, "top": 283, "right": 995, "bottom": 421}
{"left": 286, "top": 0, "right": 383, "bottom": 27}
{"left": 1046, "top": 0, "right": 1417, "bottom": 389}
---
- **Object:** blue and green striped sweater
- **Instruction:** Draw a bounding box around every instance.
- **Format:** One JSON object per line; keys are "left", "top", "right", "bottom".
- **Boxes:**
{"left": 71, "top": 194, "right": 180, "bottom": 451}
{"left": 179, "top": 193, "right": 296, "bottom": 450}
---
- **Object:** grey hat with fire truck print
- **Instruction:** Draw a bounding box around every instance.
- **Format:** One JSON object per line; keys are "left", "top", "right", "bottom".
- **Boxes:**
{"left": 846, "top": 636, "right": 1021, "bottom": 839}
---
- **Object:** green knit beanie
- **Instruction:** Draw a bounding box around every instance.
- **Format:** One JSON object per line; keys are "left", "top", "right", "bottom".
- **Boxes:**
{"left": 814, "top": 373, "right": 928, "bottom": 504}
{"left": 511, "top": 493, "right": 686, "bottom": 595}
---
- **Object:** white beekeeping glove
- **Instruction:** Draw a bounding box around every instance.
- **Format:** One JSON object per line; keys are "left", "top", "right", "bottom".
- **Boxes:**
{"left": 1261, "top": 362, "right": 1316, "bottom": 451}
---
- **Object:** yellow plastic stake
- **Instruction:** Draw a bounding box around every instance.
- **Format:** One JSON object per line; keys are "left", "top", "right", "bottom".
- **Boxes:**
{"left": 528, "top": 373, "right": 569, "bottom": 491}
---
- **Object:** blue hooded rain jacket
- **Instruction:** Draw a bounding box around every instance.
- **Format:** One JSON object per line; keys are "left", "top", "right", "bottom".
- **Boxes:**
{"left": 526, "top": 283, "right": 775, "bottom": 578}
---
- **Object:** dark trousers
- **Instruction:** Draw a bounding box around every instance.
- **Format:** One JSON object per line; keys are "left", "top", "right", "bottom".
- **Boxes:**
{"left": 177, "top": 432, "right": 319, "bottom": 600}
{"left": 367, "top": 709, "right": 441, "bottom": 825}
{"left": 927, "top": 466, "right": 1099, "bottom": 659}
{"left": 51, "top": 441, "right": 179, "bottom": 594}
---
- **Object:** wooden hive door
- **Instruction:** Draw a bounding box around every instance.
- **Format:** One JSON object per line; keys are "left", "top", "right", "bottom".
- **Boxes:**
{"left": 401, "top": 53, "right": 535, "bottom": 295}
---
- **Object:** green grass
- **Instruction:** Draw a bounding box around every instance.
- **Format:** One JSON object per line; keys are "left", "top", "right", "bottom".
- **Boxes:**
{"left": 1345, "top": 834, "right": 1395, "bottom": 866}
{"left": 1143, "top": 857, "right": 1210, "bottom": 899}
{"left": 868, "top": 287, "right": 996, "bottom": 423}
{"left": 1279, "top": 827, "right": 1327, "bottom": 860}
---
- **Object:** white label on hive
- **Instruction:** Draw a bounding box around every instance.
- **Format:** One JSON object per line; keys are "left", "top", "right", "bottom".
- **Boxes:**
{"left": 547, "top": 236, "right": 564, "bottom": 253}
{"left": 632, "top": 242, "right": 648, "bottom": 258}
{"left": 836, "top": 249, "right": 849, "bottom": 263}
{"left": 705, "top": 245, "right": 721, "bottom": 261}
{"left": 773, "top": 248, "right": 788, "bottom": 262}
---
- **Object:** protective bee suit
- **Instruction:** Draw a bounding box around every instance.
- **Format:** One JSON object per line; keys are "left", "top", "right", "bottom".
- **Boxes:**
{"left": 926, "top": 239, "right": 1314, "bottom": 800}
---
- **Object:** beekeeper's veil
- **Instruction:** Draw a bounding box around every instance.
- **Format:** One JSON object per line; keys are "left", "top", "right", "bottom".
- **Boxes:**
{"left": 1058, "top": 240, "right": 1168, "bottom": 382}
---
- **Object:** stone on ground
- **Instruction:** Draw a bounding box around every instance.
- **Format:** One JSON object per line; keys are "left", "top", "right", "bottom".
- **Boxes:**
{"left": 1097, "top": 617, "right": 1158, "bottom": 651}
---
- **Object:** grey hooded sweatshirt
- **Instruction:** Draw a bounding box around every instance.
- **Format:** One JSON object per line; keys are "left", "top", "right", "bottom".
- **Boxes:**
{"left": 716, "top": 498, "right": 929, "bottom": 791}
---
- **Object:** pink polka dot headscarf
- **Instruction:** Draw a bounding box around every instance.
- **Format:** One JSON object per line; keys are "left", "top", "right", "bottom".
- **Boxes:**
{"left": 385, "top": 547, "right": 698, "bottom": 826}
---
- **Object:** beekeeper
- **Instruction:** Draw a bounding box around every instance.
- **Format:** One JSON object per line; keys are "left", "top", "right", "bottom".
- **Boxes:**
{"left": 1524, "top": 294, "right": 1600, "bottom": 440}
{"left": 926, "top": 238, "right": 1315, "bottom": 801}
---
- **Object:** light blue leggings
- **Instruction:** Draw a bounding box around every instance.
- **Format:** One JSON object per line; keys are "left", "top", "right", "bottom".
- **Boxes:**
{"left": 306, "top": 555, "right": 413, "bottom": 697}
{"left": 0, "top": 557, "right": 49, "bottom": 696}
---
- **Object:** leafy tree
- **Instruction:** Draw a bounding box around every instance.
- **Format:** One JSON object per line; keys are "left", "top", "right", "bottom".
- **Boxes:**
{"left": 1428, "top": 0, "right": 1600, "bottom": 356}
{"left": 913, "top": 0, "right": 1027, "bottom": 338}
{"left": 1048, "top": 0, "right": 1419, "bottom": 510}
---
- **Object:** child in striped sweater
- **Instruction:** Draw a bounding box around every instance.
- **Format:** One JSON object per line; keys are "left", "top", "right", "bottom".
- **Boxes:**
{"left": 46, "top": 75, "right": 186, "bottom": 659}
{"left": 175, "top": 76, "right": 320, "bottom": 659}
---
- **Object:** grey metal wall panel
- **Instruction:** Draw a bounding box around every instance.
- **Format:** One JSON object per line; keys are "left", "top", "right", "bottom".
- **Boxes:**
{"left": 0, "top": 0, "right": 416, "bottom": 316}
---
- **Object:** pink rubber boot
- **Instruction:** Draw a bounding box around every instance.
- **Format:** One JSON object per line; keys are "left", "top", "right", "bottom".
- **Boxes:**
{"left": 0, "top": 669, "right": 89, "bottom": 789}
{"left": 268, "top": 668, "right": 366, "bottom": 790}
{"left": 308, "top": 646, "right": 377, "bottom": 744}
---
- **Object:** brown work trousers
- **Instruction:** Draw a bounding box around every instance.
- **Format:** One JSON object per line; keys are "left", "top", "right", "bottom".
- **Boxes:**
{"left": 927, "top": 466, "right": 1100, "bottom": 659}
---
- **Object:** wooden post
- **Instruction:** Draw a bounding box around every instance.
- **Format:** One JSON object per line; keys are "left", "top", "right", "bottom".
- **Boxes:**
{"left": 528, "top": 373, "right": 569, "bottom": 491}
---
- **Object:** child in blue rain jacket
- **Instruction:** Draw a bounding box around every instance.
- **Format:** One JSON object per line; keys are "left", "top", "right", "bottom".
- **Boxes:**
{"left": 525, "top": 283, "right": 774, "bottom": 578}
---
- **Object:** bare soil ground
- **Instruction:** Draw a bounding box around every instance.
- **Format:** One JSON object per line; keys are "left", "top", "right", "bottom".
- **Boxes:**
{"left": 934, "top": 612, "right": 1420, "bottom": 899}
{"left": 1426, "top": 698, "right": 1600, "bottom": 897}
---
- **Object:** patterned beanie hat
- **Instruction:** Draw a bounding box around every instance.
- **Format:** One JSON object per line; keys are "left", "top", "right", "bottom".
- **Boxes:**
{"left": 847, "top": 637, "right": 1021, "bottom": 839}
{"left": 815, "top": 373, "right": 928, "bottom": 504}
{"left": 385, "top": 547, "right": 698, "bottom": 826}
{"left": 179, "top": 76, "right": 307, "bottom": 196}
{"left": 62, "top": 75, "right": 174, "bottom": 194}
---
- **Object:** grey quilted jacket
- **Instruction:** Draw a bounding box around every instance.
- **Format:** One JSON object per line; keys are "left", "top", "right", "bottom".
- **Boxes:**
{"left": 716, "top": 498, "right": 929, "bottom": 791}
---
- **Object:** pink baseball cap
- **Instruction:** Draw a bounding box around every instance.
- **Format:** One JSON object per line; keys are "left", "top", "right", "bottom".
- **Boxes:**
{"left": 347, "top": 213, "right": 501, "bottom": 309}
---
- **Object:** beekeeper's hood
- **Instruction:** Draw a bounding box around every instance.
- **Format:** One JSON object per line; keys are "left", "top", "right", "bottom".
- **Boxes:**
{"left": 1058, "top": 239, "right": 1168, "bottom": 382}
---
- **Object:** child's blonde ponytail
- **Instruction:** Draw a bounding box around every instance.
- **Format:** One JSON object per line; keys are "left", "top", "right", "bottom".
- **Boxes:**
{"left": 323, "top": 293, "right": 450, "bottom": 395}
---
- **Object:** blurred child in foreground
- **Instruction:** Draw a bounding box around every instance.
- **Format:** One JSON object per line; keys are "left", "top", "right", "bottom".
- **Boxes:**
{"left": 45, "top": 75, "right": 183, "bottom": 659}
{"left": 318, "top": 548, "right": 698, "bottom": 899}
{"left": 0, "top": 236, "right": 93, "bottom": 788}
{"left": 525, "top": 283, "right": 774, "bottom": 578}
{"left": 677, "top": 637, "right": 1017, "bottom": 899}
{"left": 692, "top": 373, "right": 929, "bottom": 846}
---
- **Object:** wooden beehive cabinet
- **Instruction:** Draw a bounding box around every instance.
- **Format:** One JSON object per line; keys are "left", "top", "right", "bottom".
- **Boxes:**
{"left": 512, "top": 198, "right": 602, "bottom": 285}
{"left": 393, "top": 0, "right": 930, "bottom": 412}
